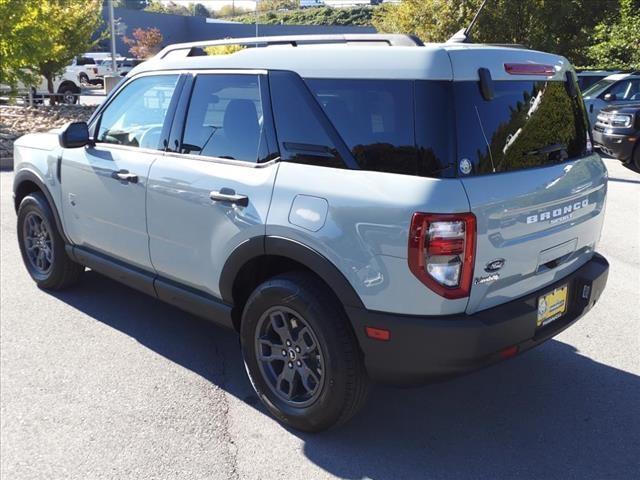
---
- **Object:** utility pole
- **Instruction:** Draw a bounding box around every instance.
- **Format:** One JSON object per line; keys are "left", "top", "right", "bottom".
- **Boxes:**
{"left": 108, "top": 0, "right": 117, "bottom": 72}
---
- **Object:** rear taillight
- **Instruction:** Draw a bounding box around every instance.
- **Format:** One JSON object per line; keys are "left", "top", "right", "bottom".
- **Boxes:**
{"left": 408, "top": 213, "right": 476, "bottom": 299}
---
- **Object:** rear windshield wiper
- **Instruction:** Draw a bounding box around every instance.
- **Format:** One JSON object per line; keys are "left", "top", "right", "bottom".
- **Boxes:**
{"left": 525, "top": 143, "right": 567, "bottom": 156}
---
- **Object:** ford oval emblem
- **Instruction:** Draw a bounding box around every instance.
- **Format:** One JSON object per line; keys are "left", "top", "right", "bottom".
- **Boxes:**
{"left": 485, "top": 259, "right": 505, "bottom": 273}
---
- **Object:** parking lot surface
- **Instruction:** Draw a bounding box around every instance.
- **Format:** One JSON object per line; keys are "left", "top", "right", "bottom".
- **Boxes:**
{"left": 1, "top": 158, "right": 639, "bottom": 480}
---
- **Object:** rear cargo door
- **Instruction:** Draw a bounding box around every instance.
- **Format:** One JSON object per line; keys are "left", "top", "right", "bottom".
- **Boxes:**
{"left": 447, "top": 48, "right": 608, "bottom": 313}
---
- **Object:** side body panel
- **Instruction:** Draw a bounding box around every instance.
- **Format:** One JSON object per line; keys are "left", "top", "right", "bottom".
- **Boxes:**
{"left": 60, "top": 144, "right": 159, "bottom": 271}
{"left": 146, "top": 156, "right": 278, "bottom": 298}
{"left": 267, "top": 162, "right": 472, "bottom": 316}
{"left": 13, "top": 133, "right": 64, "bottom": 216}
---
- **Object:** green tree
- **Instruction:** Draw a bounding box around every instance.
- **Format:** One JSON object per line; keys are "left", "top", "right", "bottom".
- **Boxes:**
{"left": 123, "top": 27, "right": 163, "bottom": 58}
{"left": 232, "top": 6, "right": 374, "bottom": 26}
{"left": 144, "top": 0, "right": 190, "bottom": 15}
{"left": 112, "top": 0, "right": 150, "bottom": 8}
{"left": 257, "top": 0, "right": 299, "bottom": 12}
{"left": 587, "top": 0, "right": 640, "bottom": 69}
{"left": 372, "top": 0, "right": 617, "bottom": 67}
{"left": 0, "top": 0, "right": 103, "bottom": 98}
{"left": 0, "top": 0, "right": 41, "bottom": 88}
{"left": 193, "top": 2, "right": 211, "bottom": 17}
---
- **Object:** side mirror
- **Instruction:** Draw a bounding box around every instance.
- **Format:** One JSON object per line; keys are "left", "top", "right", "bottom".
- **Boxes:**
{"left": 59, "top": 121, "right": 90, "bottom": 148}
{"left": 603, "top": 93, "right": 617, "bottom": 102}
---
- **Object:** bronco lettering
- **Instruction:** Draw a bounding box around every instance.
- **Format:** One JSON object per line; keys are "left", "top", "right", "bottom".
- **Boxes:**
{"left": 526, "top": 198, "right": 589, "bottom": 224}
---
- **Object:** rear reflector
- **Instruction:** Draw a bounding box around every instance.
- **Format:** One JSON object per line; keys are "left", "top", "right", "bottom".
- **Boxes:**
{"left": 504, "top": 63, "right": 555, "bottom": 76}
{"left": 500, "top": 345, "right": 519, "bottom": 359}
{"left": 365, "top": 326, "right": 391, "bottom": 342}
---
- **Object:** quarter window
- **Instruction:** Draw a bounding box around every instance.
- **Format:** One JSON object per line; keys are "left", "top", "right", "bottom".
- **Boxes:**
{"left": 96, "top": 75, "right": 179, "bottom": 149}
{"left": 181, "top": 74, "right": 268, "bottom": 162}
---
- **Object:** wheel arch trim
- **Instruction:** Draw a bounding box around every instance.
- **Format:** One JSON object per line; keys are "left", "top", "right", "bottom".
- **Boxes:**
{"left": 219, "top": 236, "right": 365, "bottom": 310}
{"left": 13, "top": 169, "right": 71, "bottom": 244}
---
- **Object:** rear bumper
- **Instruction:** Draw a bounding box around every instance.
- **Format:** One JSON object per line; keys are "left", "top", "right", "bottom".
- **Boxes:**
{"left": 592, "top": 129, "right": 637, "bottom": 162}
{"left": 347, "top": 253, "right": 609, "bottom": 386}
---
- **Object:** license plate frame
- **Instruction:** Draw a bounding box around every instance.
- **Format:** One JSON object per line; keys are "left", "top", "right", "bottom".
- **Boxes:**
{"left": 537, "top": 284, "right": 568, "bottom": 328}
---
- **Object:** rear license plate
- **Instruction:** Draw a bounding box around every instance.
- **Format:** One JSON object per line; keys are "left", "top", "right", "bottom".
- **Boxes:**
{"left": 537, "top": 285, "right": 568, "bottom": 327}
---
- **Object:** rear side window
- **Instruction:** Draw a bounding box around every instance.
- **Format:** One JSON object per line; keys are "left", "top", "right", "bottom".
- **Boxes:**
{"left": 269, "top": 71, "right": 346, "bottom": 169}
{"left": 181, "top": 74, "right": 269, "bottom": 162}
{"left": 76, "top": 56, "right": 95, "bottom": 65}
{"left": 306, "top": 79, "right": 454, "bottom": 177}
{"left": 454, "top": 81, "right": 589, "bottom": 175}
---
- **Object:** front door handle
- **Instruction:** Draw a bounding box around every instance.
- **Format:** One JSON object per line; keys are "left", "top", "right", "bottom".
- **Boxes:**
{"left": 209, "top": 188, "right": 249, "bottom": 207}
{"left": 111, "top": 169, "right": 138, "bottom": 183}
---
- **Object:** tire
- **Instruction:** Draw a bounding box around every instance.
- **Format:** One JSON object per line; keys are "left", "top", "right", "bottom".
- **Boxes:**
{"left": 240, "top": 272, "right": 370, "bottom": 432}
{"left": 59, "top": 88, "right": 78, "bottom": 104}
{"left": 633, "top": 144, "right": 640, "bottom": 172}
{"left": 17, "top": 192, "right": 83, "bottom": 290}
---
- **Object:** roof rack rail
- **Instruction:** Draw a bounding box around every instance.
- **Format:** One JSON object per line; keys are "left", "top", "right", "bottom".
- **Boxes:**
{"left": 155, "top": 34, "right": 424, "bottom": 59}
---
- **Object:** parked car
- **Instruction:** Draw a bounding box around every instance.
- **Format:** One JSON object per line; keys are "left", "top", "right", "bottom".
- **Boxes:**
{"left": 592, "top": 102, "right": 640, "bottom": 170}
{"left": 95, "top": 58, "right": 143, "bottom": 79}
{"left": 576, "top": 70, "right": 620, "bottom": 91}
{"left": 65, "top": 56, "right": 101, "bottom": 86}
{"left": 116, "top": 58, "right": 144, "bottom": 77}
{"left": 583, "top": 72, "right": 640, "bottom": 126}
{"left": 0, "top": 70, "right": 81, "bottom": 104}
{"left": 12, "top": 34, "right": 609, "bottom": 432}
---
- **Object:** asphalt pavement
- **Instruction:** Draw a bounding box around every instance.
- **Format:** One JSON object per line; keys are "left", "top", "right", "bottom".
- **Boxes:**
{"left": 1, "top": 158, "right": 638, "bottom": 480}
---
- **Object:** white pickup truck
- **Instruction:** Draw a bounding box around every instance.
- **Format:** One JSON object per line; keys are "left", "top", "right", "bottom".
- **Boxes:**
{"left": 0, "top": 71, "right": 82, "bottom": 104}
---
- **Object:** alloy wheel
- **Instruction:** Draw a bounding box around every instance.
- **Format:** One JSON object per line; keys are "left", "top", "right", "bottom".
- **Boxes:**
{"left": 22, "top": 211, "right": 54, "bottom": 275}
{"left": 255, "top": 306, "right": 325, "bottom": 407}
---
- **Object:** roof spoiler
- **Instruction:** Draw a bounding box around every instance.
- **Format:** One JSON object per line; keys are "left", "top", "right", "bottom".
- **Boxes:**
{"left": 156, "top": 34, "right": 424, "bottom": 59}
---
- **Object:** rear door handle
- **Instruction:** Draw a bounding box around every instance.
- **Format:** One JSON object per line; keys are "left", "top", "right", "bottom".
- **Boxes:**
{"left": 111, "top": 169, "right": 138, "bottom": 183}
{"left": 209, "top": 188, "right": 249, "bottom": 207}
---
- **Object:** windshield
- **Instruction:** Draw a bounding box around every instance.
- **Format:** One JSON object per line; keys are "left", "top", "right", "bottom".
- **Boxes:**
{"left": 454, "top": 80, "right": 589, "bottom": 175}
{"left": 582, "top": 78, "right": 616, "bottom": 98}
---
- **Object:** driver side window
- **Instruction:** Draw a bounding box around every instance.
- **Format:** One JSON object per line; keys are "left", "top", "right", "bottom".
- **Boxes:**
{"left": 96, "top": 75, "right": 179, "bottom": 150}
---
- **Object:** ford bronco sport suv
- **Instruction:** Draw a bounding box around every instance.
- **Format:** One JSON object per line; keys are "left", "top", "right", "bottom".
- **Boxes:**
{"left": 592, "top": 102, "right": 640, "bottom": 170}
{"left": 13, "top": 34, "right": 609, "bottom": 432}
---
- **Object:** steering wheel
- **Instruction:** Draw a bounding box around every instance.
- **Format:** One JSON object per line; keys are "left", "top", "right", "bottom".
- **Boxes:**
{"left": 138, "top": 126, "right": 163, "bottom": 150}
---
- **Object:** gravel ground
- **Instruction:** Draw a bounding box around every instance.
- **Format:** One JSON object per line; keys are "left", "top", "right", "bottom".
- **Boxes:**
{"left": 1, "top": 158, "right": 639, "bottom": 480}
{"left": 0, "top": 105, "right": 97, "bottom": 164}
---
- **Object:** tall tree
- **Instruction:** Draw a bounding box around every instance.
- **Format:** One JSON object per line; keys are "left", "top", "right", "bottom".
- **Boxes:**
{"left": 144, "top": 0, "right": 190, "bottom": 15}
{"left": 0, "top": 0, "right": 103, "bottom": 95}
{"left": 372, "top": 0, "right": 618, "bottom": 67}
{"left": 588, "top": 0, "right": 640, "bottom": 69}
{"left": 193, "top": 3, "right": 210, "bottom": 17}
{"left": 123, "top": 27, "right": 163, "bottom": 58}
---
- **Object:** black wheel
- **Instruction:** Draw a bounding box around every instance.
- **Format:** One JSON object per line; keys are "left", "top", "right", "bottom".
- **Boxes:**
{"left": 59, "top": 88, "right": 78, "bottom": 104}
{"left": 17, "top": 192, "right": 83, "bottom": 289}
{"left": 78, "top": 73, "right": 89, "bottom": 85}
{"left": 240, "top": 272, "right": 370, "bottom": 432}
{"left": 633, "top": 145, "right": 640, "bottom": 172}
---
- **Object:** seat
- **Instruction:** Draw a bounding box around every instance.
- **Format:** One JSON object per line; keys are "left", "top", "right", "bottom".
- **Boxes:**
{"left": 203, "top": 99, "right": 260, "bottom": 161}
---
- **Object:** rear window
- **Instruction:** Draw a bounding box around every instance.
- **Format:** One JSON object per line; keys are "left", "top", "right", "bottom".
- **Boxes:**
{"left": 454, "top": 81, "right": 589, "bottom": 175}
{"left": 306, "top": 79, "right": 454, "bottom": 177}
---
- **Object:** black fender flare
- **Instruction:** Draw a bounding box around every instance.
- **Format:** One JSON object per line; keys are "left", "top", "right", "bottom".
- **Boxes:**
{"left": 219, "top": 236, "right": 365, "bottom": 310}
{"left": 13, "top": 169, "right": 71, "bottom": 244}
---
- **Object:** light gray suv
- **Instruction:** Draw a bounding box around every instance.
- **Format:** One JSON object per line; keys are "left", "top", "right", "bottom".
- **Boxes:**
{"left": 12, "top": 35, "right": 610, "bottom": 432}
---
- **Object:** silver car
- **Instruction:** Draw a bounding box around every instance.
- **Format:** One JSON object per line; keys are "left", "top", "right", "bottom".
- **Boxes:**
{"left": 12, "top": 34, "right": 609, "bottom": 432}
